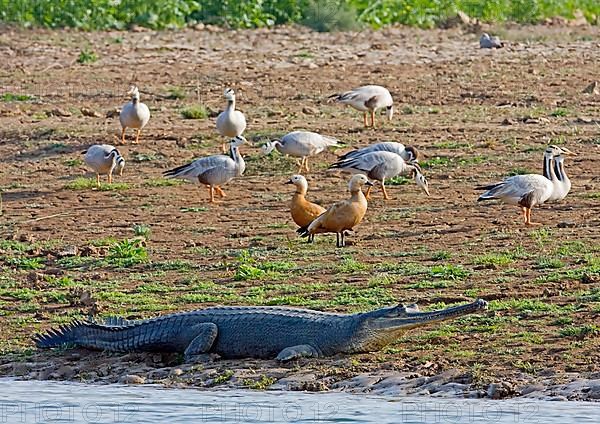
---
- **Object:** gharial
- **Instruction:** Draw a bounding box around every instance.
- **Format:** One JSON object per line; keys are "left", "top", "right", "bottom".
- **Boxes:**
{"left": 216, "top": 88, "right": 246, "bottom": 153}
{"left": 163, "top": 136, "right": 246, "bottom": 203}
{"left": 297, "top": 174, "right": 372, "bottom": 248}
{"left": 476, "top": 145, "right": 574, "bottom": 225}
{"left": 34, "top": 300, "right": 488, "bottom": 362}
{"left": 285, "top": 174, "right": 326, "bottom": 243}
{"left": 119, "top": 86, "right": 150, "bottom": 144}
{"left": 329, "top": 85, "right": 393, "bottom": 128}
{"left": 262, "top": 131, "right": 338, "bottom": 173}
{"left": 83, "top": 144, "right": 125, "bottom": 187}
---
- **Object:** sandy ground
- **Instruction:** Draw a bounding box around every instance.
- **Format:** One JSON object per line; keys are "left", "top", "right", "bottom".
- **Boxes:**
{"left": 0, "top": 23, "right": 599, "bottom": 400}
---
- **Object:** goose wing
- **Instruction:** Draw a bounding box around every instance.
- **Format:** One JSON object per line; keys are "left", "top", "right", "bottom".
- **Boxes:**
{"left": 339, "top": 142, "right": 406, "bottom": 161}
{"left": 163, "top": 155, "right": 234, "bottom": 183}
{"left": 330, "top": 151, "right": 402, "bottom": 176}
{"left": 281, "top": 131, "right": 338, "bottom": 156}
{"left": 478, "top": 174, "right": 553, "bottom": 205}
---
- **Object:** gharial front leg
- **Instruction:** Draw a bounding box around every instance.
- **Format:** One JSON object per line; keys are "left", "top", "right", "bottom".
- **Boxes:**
{"left": 276, "top": 344, "right": 320, "bottom": 362}
{"left": 183, "top": 322, "right": 218, "bottom": 362}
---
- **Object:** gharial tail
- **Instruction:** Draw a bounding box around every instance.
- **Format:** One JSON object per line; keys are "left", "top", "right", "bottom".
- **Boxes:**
{"left": 34, "top": 317, "right": 134, "bottom": 349}
{"left": 34, "top": 320, "right": 87, "bottom": 348}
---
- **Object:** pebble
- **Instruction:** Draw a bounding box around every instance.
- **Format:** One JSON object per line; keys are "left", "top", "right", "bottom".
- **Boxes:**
{"left": 119, "top": 374, "right": 145, "bottom": 385}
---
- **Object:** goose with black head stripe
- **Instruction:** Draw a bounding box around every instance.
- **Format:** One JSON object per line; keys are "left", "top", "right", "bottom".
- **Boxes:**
{"left": 329, "top": 85, "right": 393, "bottom": 128}
{"left": 83, "top": 144, "right": 125, "bottom": 187}
{"left": 476, "top": 145, "right": 574, "bottom": 225}
{"left": 163, "top": 136, "right": 246, "bottom": 203}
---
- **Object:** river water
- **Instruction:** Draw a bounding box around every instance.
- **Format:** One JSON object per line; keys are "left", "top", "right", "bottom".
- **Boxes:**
{"left": 0, "top": 379, "right": 598, "bottom": 423}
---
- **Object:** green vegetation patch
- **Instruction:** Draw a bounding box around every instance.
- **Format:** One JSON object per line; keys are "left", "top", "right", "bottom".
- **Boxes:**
{"left": 2, "top": 0, "right": 597, "bottom": 31}
{"left": 181, "top": 105, "right": 209, "bottom": 119}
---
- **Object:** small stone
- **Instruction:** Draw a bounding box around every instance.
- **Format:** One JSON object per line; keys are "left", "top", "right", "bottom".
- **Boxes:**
{"left": 81, "top": 107, "right": 101, "bottom": 118}
{"left": 171, "top": 368, "right": 184, "bottom": 376}
{"left": 487, "top": 381, "right": 516, "bottom": 399}
{"left": 557, "top": 221, "right": 576, "bottom": 228}
{"left": 302, "top": 106, "right": 319, "bottom": 115}
{"left": 193, "top": 23, "right": 205, "bottom": 31}
{"left": 502, "top": 118, "right": 516, "bottom": 125}
{"left": 105, "top": 108, "right": 121, "bottom": 118}
{"left": 119, "top": 374, "right": 145, "bottom": 384}
{"left": 583, "top": 81, "right": 599, "bottom": 95}
{"left": 49, "top": 108, "right": 72, "bottom": 117}
{"left": 57, "top": 245, "right": 78, "bottom": 258}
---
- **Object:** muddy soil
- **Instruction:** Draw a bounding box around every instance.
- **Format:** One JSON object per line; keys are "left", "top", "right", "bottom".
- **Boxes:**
{"left": 0, "top": 23, "right": 599, "bottom": 400}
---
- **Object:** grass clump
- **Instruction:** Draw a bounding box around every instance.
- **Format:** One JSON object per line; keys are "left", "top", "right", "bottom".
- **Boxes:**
{"left": 106, "top": 239, "right": 148, "bottom": 267}
{"left": 1, "top": 93, "right": 34, "bottom": 102}
{"left": 181, "top": 105, "right": 209, "bottom": 119}
{"left": 65, "top": 178, "right": 130, "bottom": 191}
{"left": 77, "top": 48, "right": 98, "bottom": 64}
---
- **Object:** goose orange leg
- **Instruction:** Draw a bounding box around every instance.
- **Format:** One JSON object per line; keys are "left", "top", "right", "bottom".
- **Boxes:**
{"left": 108, "top": 172, "right": 113, "bottom": 184}
{"left": 120, "top": 127, "right": 127, "bottom": 144}
{"left": 365, "top": 185, "right": 373, "bottom": 200}
{"left": 525, "top": 208, "right": 541, "bottom": 226}
{"left": 134, "top": 129, "right": 141, "bottom": 144}
{"left": 363, "top": 112, "right": 368, "bottom": 127}
{"left": 302, "top": 157, "right": 310, "bottom": 173}
{"left": 214, "top": 186, "right": 226, "bottom": 198}
{"left": 381, "top": 183, "right": 390, "bottom": 200}
{"left": 370, "top": 110, "right": 376, "bottom": 128}
{"left": 96, "top": 174, "right": 101, "bottom": 187}
{"left": 207, "top": 186, "right": 215, "bottom": 203}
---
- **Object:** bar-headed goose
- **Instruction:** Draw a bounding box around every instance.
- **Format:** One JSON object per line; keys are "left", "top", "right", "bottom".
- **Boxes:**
{"left": 119, "top": 86, "right": 150, "bottom": 144}
{"left": 262, "top": 131, "right": 338, "bottom": 173}
{"left": 163, "top": 136, "right": 246, "bottom": 203}
{"left": 476, "top": 145, "right": 574, "bottom": 225}
{"left": 547, "top": 152, "right": 574, "bottom": 202}
{"left": 329, "top": 85, "right": 393, "bottom": 128}
{"left": 297, "top": 174, "right": 373, "bottom": 248}
{"left": 480, "top": 33, "right": 503, "bottom": 49}
{"left": 286, "top": 175, "right": 326, "bottom": 242}
{"left": 83, "top": 144, "right": 125, "bottom": 187}
{"left": 216, "top": 88, "right": 246, "bottom": 153}
{"left": 338, "top": 142, "right": 420, "bottom": 163}
{"left": 329, "top": 150, "right": 429, "bottom": 200}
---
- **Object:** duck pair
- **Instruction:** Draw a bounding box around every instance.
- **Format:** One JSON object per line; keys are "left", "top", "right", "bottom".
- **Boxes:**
{"left": 287, "top": 174, "right": 372, "bottom": 248}
{"left": 477, "top": 145, "right": 574, "bottom": 225}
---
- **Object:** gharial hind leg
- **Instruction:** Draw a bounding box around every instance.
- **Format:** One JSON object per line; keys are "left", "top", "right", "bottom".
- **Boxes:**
{"left": 183, "top": 323, "right": 218, "bottom": 362}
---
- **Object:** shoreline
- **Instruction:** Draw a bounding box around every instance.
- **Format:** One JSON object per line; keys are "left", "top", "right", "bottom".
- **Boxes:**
{"left": 2, "top": 350, "right": 599, "bottom": 401}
